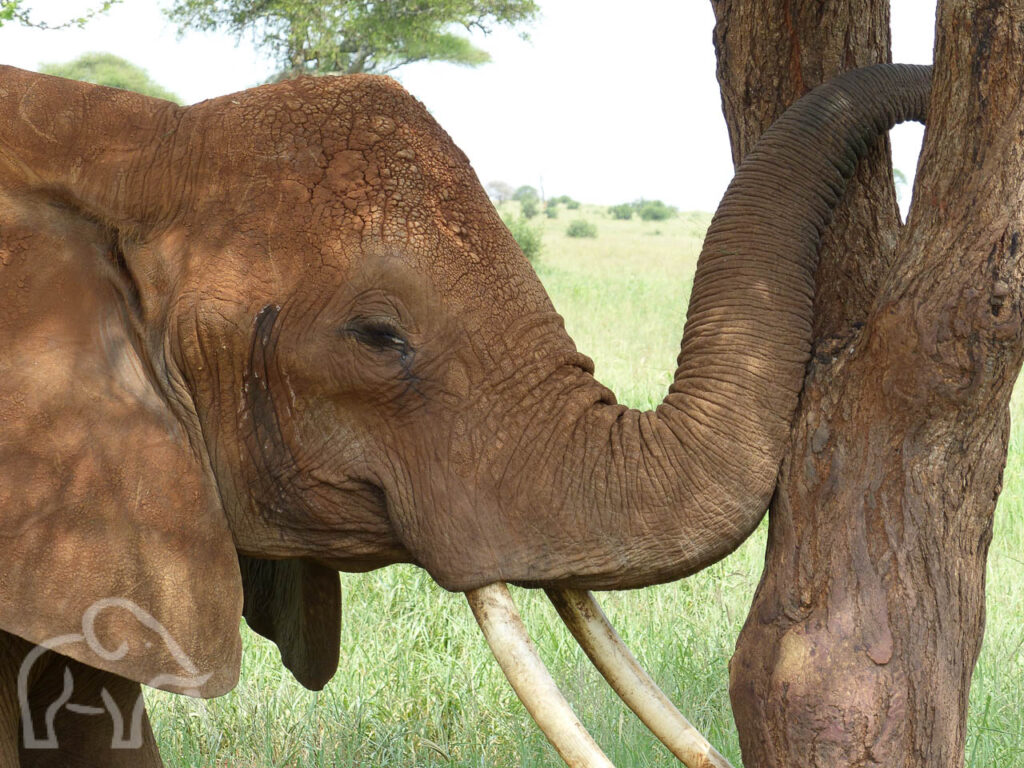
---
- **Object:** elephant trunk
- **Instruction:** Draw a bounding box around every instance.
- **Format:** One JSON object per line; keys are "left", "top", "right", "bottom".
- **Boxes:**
{"left": 458, "top": 63, "right": 931, "bottom": 768}
{"left": 485, "top": 64, "right": 932, "bottom": 590}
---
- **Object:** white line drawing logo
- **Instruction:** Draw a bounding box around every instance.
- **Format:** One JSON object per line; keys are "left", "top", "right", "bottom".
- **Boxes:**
{"left": 18, "top": 598, "right": 212, "bottom": 749}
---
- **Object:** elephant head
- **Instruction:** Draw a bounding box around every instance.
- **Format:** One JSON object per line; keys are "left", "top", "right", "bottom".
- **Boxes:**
{"left": 0, "top": 63, "right": 928, "bottom": 763}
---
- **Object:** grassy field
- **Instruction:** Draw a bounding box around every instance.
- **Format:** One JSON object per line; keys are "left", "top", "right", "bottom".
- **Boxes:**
{"left": 146, "top": 203, "right": 1024, "bottom": 767}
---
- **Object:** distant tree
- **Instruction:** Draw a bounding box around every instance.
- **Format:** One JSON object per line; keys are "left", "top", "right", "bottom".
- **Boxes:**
{"left": 0, "top": 1, "right": 120, "bottom": 29}
{"left": 39, "top": 53, "right": 181, "bottom": 103}
{"left": 512, "top": 185, "right": 539, "bottom": 203}
{"left": 520, "top": 197, "right": 539, "bottom": 219}
{"left": 165, "top": 0, "right": 539, "bottom": 78}
{"left": 486, "top": 180, "right": 514, "bottom": 203}
{"left": 608, "top": 203, "right": 633, "bottom": 220}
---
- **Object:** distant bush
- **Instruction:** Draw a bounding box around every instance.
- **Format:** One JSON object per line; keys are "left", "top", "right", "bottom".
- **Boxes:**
{"left": 520, "top": 198, "right": 539, "bottom": 219}
{"left": 608, "top": 203, "right": 633, "bottom": 220}
{"left": 566, "top": 219, "right": 597, "bottom": 238}
{"left": 635, "top": 199, "right": 676, "bottom": 221}
{"left": 550, "top": 194, "right": 578, "bottom": 207}
{"left": 545, "top": 200, "right": 559, "bottom": 219}
{"left": 502, "top": 214, "right": 543, "bottom": 261}
{"left": 513, "top": 185, "right": 540, "bottom": 203}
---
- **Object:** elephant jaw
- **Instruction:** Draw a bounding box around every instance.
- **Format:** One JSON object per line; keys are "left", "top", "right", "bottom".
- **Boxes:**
{"left": 466, "top": 583, "right": 733, "bottom": 768}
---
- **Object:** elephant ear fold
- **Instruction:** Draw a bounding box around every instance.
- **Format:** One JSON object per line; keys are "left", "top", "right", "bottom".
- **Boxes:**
{"left": 240, "top": 557, "right": 341, "bottom": 690}
{"left": 0, "top": 136, "right": 243, "bottom": 695}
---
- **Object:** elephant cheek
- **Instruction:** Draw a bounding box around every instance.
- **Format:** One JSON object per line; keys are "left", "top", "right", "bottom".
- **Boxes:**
{"left": 394, "top": 470, "right": 505, "bottom": 591}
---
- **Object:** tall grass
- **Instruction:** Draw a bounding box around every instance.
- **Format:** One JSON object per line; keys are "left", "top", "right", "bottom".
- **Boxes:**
{"left": 147, "top": 204, "right": 1023, "bottom": 766}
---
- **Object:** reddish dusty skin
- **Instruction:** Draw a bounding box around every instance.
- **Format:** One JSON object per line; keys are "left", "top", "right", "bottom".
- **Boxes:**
{"left": 0, "top": 63, "right": 925, "bottom": 761}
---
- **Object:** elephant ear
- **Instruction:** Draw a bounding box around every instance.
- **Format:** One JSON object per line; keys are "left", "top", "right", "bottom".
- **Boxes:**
{"left": 239, "top": 557, "right": 341, "bottom": 690}
{"left": 0, "top": 67, "right": 242, "bottom": 696}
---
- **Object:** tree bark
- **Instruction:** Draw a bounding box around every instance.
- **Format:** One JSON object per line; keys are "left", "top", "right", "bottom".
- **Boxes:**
{"left": 717, "top": 1, "right": 1024, "bottom": 766}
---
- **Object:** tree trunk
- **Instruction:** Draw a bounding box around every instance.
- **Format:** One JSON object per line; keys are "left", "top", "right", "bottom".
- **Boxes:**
{"left": 716, "top": 1, "right": 1024, "bottom": 766}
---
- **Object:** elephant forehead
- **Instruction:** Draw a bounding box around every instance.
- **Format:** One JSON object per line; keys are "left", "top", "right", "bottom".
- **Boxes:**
{"left": 169, "top": 75, "right": 558, "bottom": 326}
{"left": 179, "top": 77, "right": 510, "bottom": 263}
{"left": 184, "top": 76, "right": 478, "bottom": 214}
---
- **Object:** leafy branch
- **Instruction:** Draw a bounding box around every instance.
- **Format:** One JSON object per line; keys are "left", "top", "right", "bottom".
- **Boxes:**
{"left": 0, "top": 0, "right": 122, "bottom": 29}
{"left": 164, "top": 0, "right": 539, "bottom": 78}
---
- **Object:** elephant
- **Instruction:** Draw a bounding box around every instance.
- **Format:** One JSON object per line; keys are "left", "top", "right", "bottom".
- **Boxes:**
{"left": 0, "top": 62, "right": 929, "bottom": 767}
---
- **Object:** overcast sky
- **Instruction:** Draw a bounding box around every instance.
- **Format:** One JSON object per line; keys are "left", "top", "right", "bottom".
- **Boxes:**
{"left": 0, "top": 1, "right": 934, "bottom": 212}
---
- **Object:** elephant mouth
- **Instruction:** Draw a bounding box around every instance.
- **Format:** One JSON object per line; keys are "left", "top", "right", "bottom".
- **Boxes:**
{"left": 466, "top": 584, "right": 733, "bottom": 768}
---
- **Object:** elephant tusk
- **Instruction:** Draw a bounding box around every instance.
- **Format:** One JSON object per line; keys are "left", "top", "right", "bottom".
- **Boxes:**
{"left": 546, "top": 588, "right": 734, "bottom": 768}
{"left": 465, "top": 583, "right": 615, "bottom": 768}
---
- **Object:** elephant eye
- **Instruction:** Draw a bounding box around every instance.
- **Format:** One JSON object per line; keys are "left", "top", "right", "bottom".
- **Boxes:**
{"left": 343, "top": 317, "right": 411, "bottom": 361}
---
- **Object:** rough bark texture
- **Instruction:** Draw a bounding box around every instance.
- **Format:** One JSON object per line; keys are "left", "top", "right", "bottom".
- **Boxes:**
{"left": 712, "top": 0, "right": 901, "bottom": 341}
{"left": 720, "top": 2, "right": 1024, "bottom": 766}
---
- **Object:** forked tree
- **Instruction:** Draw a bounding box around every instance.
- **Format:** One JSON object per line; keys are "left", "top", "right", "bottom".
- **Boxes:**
{"left": 712, "top": 0, "right": 1024, "bottom": 765}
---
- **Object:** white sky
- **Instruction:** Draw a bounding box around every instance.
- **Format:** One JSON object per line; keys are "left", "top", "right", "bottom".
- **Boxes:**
{"left": 0, "top": 1, "right": 933, "bottom": 212}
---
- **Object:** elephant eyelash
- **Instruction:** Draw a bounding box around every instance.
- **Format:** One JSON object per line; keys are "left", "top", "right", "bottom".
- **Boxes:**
{"left": 343, "top": 317, "right": 412, "bottom": 362}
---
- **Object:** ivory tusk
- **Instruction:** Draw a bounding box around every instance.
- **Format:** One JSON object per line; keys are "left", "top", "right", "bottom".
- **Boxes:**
{"left": 465, "top": 583, "right": 615, "bottom": 768}
{"left": 546, "top": 588, "right": 734, "bottom": 768}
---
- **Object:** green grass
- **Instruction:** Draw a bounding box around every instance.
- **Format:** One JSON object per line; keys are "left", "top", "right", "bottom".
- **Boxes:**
{"left": 146, "top": 204, "right": 1023, "bottom": 766}
{"left": 966, "top": 389, "right": 1024, "bottom": 766}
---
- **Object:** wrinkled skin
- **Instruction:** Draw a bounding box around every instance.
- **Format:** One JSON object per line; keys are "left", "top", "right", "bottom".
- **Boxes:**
{"left": 0, "top": 64, "right": 929, "bottom": 764}
{"left": 196, "top": 97, "right": 591, "bottom": 582}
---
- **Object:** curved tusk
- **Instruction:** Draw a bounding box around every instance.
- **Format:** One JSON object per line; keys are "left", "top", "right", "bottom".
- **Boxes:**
{"left": 466, "top": 583, "right": 615, "bottom": 768}
{"left": 546, "top": 588, "right": 734, "bottom": 768}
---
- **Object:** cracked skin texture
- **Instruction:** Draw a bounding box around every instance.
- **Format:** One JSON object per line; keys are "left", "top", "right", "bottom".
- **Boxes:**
{"left": 0, "top": 69, "right": 601, "bottom": 704}
{"left": 164, "top": 75, "right": 598, "bottom": 583}
{"left": 0, "top": 63, "right": 930, "bottom": 731}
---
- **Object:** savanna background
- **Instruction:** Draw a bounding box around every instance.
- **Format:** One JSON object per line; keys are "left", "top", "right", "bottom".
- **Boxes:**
{"left": 1, "top": 1, "right": 1020, "bottom": 765}
{"left": 145, "top": 200, "right": 1024, "bottom": 767}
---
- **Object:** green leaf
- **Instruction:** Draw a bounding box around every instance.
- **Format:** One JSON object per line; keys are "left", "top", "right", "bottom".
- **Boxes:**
{"left": 0, "top": 0, "right": 121, "bottom": 29}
